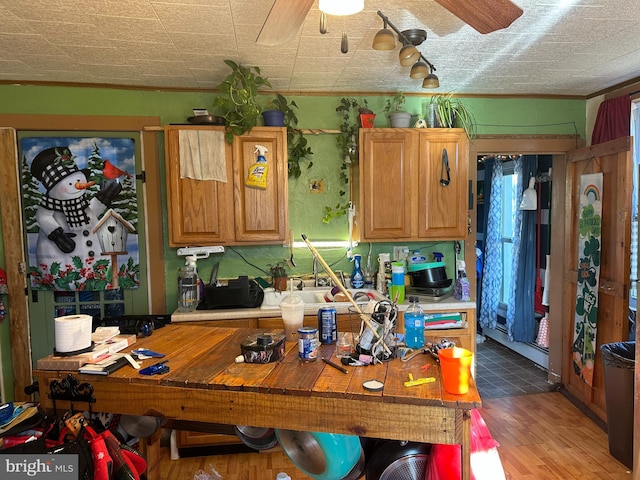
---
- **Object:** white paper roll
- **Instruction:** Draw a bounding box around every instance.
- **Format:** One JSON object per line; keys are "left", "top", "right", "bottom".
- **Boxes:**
{"left": 55, "top": 314, "right": 92, "bottom": 354}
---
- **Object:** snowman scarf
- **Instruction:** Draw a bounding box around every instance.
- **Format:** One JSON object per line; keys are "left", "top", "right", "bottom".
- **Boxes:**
{"left": 40, "top": 195, "right": 90, "bottom": 227}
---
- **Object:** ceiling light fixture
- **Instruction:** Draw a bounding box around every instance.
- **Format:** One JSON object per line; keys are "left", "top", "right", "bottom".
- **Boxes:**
{"left": 410, "top": 61, "right": 429, "bottom": 79}
{"left": 319, "top": 0, "right": 364, "bottom": 16}
{"left": 372, "top": 23, "right": 396, "bottom": 50}
{"left": 372, "top": 11, "right": 440, "bottom": 89}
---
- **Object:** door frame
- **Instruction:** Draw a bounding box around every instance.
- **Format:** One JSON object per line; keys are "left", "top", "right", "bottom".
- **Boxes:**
{"left": 0, "top": 114, "right": 163, "bottom": 401}
{"left": 469, "top": 134, "right": 584, "bottom": 384}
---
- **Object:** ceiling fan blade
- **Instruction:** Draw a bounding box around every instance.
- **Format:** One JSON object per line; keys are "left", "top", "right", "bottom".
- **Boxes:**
{"left": 256, "top": 0, "right": 315, "bottom": 46}
{"left": 434, "top": 0, "right": 523, "bottom": 34}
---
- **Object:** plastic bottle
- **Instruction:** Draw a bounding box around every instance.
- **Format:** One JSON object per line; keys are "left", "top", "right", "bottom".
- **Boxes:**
{"left": 404, "top": 296, "right": 425, "bottom": 349}
{"left": 177, "top": 266, "right": 198, "bottom": 312}
{"left": 390, "top": 261, "right": 405, "bottom": 304}
{"left": 185, "top": 255, "right": 203, "bottom": 303}
{"left": 409, "top": 250, "right": 426, "bottom": 264}
{"left": 454, "top": 260, "right": 471, "bottom": 301}
{"left": 350, "top": 254, "right": 365, "bottom": 288}
{"left": 245, "top": 145, "right": 269, "bottom": 189}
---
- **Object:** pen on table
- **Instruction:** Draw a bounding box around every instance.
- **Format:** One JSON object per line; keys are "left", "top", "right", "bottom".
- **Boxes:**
{"left": 322, "top": 357, "right": 349, "bottom": 374}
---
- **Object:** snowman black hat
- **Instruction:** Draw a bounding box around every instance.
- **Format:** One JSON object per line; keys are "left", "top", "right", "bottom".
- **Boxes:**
{"left": 31, "top": 146, "right": 91, "bottom": 192}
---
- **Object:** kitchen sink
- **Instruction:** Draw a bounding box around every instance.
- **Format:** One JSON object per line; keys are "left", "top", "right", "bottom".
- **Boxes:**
{"left": 260, "top": 286, "right": 384, "bottom": 310}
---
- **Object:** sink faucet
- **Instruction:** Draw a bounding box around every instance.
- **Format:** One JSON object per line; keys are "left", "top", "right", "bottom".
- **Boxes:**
{"left": 313, "top": 256, "right": 320, "bottom": 287}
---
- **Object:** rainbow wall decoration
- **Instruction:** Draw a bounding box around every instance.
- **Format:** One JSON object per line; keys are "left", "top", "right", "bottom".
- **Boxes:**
{"left": 572, "top": 173, "right": 603, "bottom": 386}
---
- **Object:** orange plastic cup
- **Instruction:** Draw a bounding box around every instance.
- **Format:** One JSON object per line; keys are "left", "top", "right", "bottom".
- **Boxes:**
{"left": 439, "top": 347, "right": 474, "bottom": 394}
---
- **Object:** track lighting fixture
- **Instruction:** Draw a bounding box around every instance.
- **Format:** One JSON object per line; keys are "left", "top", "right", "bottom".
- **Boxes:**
{"left": 372, "top": 11, "right": 440, "bottom": 89}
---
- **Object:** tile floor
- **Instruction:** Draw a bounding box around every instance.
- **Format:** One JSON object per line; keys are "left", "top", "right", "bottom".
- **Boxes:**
{"left": 475, "top": 336, "right": 555, "bottom": 398}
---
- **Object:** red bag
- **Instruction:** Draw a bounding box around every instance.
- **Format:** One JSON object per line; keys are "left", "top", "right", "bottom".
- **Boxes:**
{"left": 425, "top": 409, "right": 506, "bottom": 480}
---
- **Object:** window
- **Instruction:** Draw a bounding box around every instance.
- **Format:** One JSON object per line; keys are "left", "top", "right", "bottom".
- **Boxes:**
{"left": 496, "top": 161, "right": 521, "bottom": 317}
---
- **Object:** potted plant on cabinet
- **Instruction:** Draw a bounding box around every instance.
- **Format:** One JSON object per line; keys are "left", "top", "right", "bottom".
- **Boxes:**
{"left": 385, "top": 91, "right": 411, "bottom": 128}
{"left": 429, "top": 93, "right": 476, "bottom": 138}
{"left": 262, "top": 93, "right": 314, "bottom": 178}
{"left": 268, "top": 259, "right": 290, "bottom": 292}
{"left": 358, "top": 99, "right": 376, "bottom": 128}
{"left": 213, "top": 60, "right": 271, "bottom": 143}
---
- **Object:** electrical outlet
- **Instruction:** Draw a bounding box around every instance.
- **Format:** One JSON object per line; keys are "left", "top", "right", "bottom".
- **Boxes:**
{"left": 309, "top": 180, "right": 325, "bottom": 193}
{"left": 393, "top": 246, "right": 409, "bottom": 262}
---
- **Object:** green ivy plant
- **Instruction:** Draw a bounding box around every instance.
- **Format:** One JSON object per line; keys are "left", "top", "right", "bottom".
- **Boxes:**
{"left": 213, "top": 60, "right": 271, "bottom": 143}
{"left": 268, "top": 93, "right": 314, "bottom": 178}
{"left": 322, "top": 97, "right": 361, "bottom": 223}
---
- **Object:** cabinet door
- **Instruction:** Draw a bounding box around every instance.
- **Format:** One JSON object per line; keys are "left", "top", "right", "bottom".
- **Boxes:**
{"left": 165, "top": 126, "right": 234, "bottom": 247}
{"left": 359, "top": 129, "right": 418, "bottom": 240}
{"left": 417, "top": 130, "right": 469, "bottom": 239}
{"left": 232, "top": 127, "right": 288, "bottom": 243}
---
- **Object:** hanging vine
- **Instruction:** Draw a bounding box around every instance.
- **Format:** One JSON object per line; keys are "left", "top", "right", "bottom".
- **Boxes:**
{"left": 322, "top": 97, "right": 361, "bottom": 223}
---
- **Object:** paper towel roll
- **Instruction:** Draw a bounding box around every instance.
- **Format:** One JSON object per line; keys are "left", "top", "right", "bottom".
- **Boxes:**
{"left": 54, "top": 314, "right": 93, "bottom": 355}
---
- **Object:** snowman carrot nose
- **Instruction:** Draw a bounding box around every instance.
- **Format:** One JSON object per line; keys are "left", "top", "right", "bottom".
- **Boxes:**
{"left": 75, "top": 180, "right": 95, "bottom": 190}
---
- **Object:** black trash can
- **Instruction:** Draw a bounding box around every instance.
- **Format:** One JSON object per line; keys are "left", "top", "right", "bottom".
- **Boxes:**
{"left": 600, "top": 341, "right": 635, "bottom": 469}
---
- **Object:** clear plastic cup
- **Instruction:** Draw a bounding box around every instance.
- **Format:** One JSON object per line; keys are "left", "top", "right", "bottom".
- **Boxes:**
{"left": 279, "top": 293, "right": 304, "bottom": 342}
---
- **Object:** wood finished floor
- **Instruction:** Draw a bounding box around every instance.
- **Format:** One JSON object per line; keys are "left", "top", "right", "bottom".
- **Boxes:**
{"left": 159, "top": 392, "right": 632, "bottom": 479}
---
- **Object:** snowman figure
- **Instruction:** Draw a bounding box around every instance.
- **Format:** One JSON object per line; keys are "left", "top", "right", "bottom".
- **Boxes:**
{"left": 30, "top": 146, "right": 122, "bottom": 270}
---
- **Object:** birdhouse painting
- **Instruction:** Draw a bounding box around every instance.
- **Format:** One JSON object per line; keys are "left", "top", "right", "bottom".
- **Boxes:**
{"left": 20, "top": 137, "right": 141, "bottom": 291}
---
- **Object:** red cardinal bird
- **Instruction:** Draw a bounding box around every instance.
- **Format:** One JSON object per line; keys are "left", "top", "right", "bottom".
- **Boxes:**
{"left": 102, "top": 159, "right": 132, "bottom": 180}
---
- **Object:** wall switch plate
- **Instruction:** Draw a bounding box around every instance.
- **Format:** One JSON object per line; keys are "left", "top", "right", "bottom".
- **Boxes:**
{"left": 393, "top": 246, "right": 409, "bottom": 262}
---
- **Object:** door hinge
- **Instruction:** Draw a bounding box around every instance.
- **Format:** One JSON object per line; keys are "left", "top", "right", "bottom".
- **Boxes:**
{"left": 136, "top": 171, "right": 146, "bottom": 183}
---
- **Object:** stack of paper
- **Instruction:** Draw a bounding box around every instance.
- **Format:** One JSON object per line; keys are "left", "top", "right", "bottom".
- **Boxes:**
{"left": 424, "top": 312, "right": 463, "bottom": 330}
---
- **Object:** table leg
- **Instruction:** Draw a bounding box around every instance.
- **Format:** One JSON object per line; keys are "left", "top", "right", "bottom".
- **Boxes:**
{"left": 461, "top": 409, "right": 472, "bottom": 480}
{"left": 141, "top": 428, "right": 163, "bottom": 480}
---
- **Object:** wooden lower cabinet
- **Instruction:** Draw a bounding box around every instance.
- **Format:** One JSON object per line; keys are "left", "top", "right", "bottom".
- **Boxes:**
{"left": 176, "top": 428, "right": 241, "bottom": 449}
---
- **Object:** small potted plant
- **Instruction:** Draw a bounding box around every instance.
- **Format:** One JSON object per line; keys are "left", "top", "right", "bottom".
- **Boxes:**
{"left": 212, "top": 60, "right": 271, "bottom": 143}
{"left": 262, "top": 93, "right": 291, "bottom": 126}
{"left": 429, "top": 93, "right": 476, "bottom": 138}
{"left": 384, "top": 91, "right": 411, "bottom": 128}
{"left": 268, "top": 259, "right": 290, "bottom": 292}
{"left": 358, "top": 99, "right": 376, "bottom": 128}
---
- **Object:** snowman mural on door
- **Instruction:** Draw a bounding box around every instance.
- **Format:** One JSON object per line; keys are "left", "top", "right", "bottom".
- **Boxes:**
{"left": 22, "top": 138, "right": 140, "bottom": 291}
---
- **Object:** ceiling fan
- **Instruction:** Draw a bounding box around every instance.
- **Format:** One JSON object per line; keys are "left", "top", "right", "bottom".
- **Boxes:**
{"left": 256, "top": 0, "right": 523, "bottom": 46}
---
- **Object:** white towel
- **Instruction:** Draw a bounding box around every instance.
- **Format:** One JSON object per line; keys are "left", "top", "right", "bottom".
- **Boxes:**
{"left": 179, "top": 129, "right": 227, "bottom": 182}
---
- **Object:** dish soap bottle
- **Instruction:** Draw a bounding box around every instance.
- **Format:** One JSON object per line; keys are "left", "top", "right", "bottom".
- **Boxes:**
{"left": 404, "top": 296, "right": 425, "bottom": 349}
{"left": 245, "top": 145, "right": 269, "bottom": 189}
{"left": 454, "top": 260, "right": 470, "bottom": 301}
{"left": 390, "top": 262, "right": 405, "bottom": 304}
{"left": 350, "top": 254, "right": 365, "bottom": 288}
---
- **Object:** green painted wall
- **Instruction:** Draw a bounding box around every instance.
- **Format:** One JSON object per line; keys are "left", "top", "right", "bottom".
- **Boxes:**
{"left": 0, "top": 84, "right": 586, "bottom": 316}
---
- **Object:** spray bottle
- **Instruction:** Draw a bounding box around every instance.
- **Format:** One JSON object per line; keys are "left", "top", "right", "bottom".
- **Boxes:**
{"left": 246, "top": 145, "right": 269, "bottom": 189}
{"left": 185, "top": 255, "right": 204, "bottom": 304}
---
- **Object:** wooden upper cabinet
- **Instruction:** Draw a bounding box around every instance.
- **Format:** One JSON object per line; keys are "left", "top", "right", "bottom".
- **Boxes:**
{"left": 359, "top": 129, "right": 418, "bottom": 239}
{"left": 165, "top": 126, "right": 288, "bottom": 247}
{"left": 232, "top": 128, "right": 288, "bottom": 242}
{"left": 417, "top": 130, "right": 469, "bottom": 239}
{"left": 357, "top": 128, "right": 469, "bottom": 242}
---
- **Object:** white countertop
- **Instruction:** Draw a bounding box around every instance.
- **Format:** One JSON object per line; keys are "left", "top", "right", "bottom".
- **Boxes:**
{"left": 171, "top": 296, "right": 476, "bottom": 323}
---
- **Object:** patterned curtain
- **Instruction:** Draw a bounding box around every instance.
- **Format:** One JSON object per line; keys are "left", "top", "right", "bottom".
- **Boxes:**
{"left": 479, "top": 159, "right": 503, "bottom": 328}
{"left": 508, "top": 155, "right": 538, "bottom": 342}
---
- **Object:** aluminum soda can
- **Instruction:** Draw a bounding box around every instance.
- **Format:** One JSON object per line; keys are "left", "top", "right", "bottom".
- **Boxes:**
{"left": 318, "top": 307, "right": 337, "bottom": 344}
{"left": 298, "top": 327, "right": 318, "bottom": 361}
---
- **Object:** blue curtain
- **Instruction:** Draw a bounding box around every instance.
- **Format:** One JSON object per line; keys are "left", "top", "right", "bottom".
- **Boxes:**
{"left": 479, "top": 159, "right": 503, "bottom": 329}
{"left": 508, "top": 155, "right": 538, "bottom": 342}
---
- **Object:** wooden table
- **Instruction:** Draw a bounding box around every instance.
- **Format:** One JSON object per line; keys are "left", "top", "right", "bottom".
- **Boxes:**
{"left": 34, "top": 324, "right": 481, "bottom": 480}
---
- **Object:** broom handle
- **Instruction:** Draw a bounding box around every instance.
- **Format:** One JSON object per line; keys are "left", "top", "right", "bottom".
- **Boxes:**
{"left": 301, "top": 234, "right": 391, "bottom": 354}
